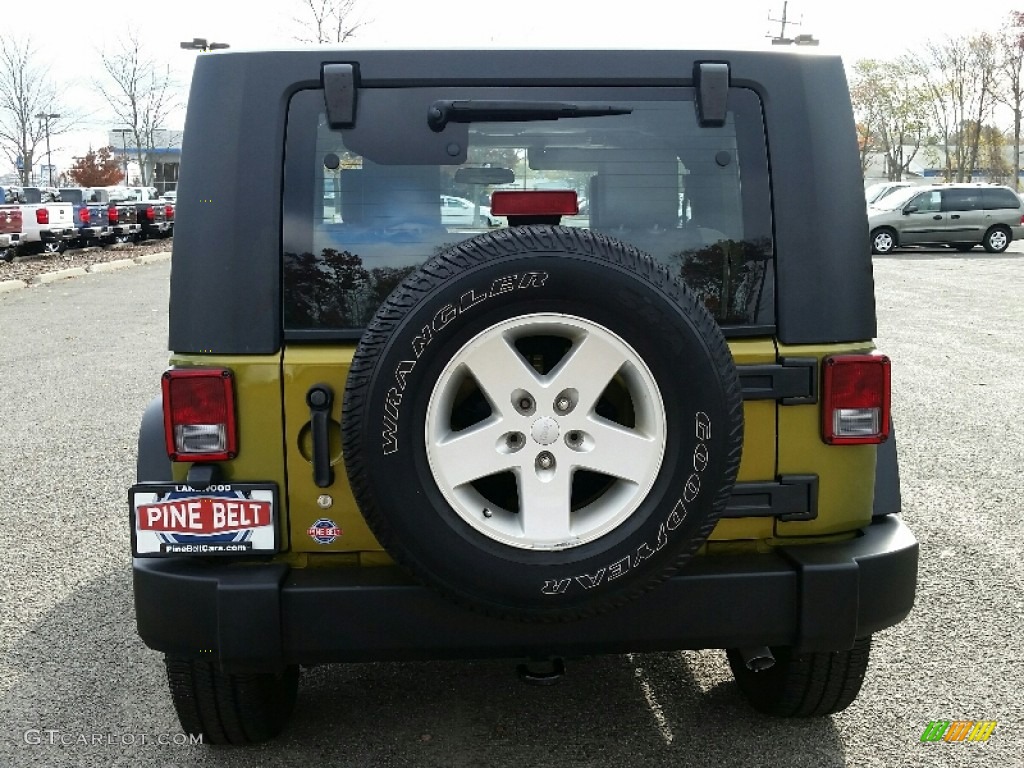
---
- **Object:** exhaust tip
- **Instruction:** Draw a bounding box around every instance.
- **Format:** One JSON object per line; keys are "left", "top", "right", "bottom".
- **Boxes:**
{"left": 738, "top": 646, "right": 775, "bottom": 672}
{"left": 516, "top": 657, "right": 565, "bottom": 686}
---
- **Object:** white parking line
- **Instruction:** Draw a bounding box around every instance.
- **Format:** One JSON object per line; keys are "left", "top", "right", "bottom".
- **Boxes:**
{"left": 627, "top": 653, "right": 674, "bottom": 745}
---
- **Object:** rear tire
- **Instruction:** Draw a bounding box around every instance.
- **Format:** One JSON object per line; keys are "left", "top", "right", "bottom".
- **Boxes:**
{"left": 727, "top": 636, "right": 872, "bottom": 717}
{"left": 164, "top": 656, "right": 299, "bottom": 745}
{"left": 983, "top": 226, "right": 1010, "bottom": 254}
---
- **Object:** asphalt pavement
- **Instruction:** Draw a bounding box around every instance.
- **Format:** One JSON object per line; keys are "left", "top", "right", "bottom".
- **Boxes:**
{"left": 0, "top": 253, "right": 1021, "bottom": 767}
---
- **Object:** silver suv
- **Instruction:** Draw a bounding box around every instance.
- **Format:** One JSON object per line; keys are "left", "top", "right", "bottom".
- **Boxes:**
{"left": 868, "top": 183, "right": 1023, "bottom": 254}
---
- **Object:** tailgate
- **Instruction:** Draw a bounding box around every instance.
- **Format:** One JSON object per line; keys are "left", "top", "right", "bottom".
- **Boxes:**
{"left": 282, "top": 346, "right": 385, "bottom": 557}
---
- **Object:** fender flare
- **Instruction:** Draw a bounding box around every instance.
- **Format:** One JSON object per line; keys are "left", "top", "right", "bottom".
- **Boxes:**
{"left": 137, "top": 396, "right": 173, "bottom": 483}
{"left": 872, "top": 418, "right": 901, "bottom": 518}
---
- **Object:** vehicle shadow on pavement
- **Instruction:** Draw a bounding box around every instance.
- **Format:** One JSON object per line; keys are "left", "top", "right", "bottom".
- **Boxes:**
{"left": 0, "top": 571, "right": 847, "bottom": 768}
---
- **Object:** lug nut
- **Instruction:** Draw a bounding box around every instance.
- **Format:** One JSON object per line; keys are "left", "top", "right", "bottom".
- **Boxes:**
{"left": 555, "top": 397, "right": 571, "bottom": 413}
{"left": 519, "top": 396, "right": 533, "bottom": 411}
{"left": 566, "top": 431, "right": 582, "bottom": 447}
{"left": 537, "top": 452, "right": 554, "bottom": 469}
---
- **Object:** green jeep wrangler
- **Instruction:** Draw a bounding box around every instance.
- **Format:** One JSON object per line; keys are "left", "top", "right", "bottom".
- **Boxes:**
{"left": 129, "top": 48, "right": 918, "bottom": 744}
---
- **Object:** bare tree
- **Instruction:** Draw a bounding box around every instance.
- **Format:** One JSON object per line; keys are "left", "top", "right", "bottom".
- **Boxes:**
{"left": 917, "top": 34, "right": 999, "bottom": 182}
{"left": 294, "top": 0, "right": 371, "bottom": 43}
{"left": 96, "top": 29, "right": 180, "bottom": 186}
{"left": 0, "top": 36, "right": 69, "bottom": 185}
{"left": 850, "top": 57, "right": 930, "bottom": 181}
{"left": 993, "top": 12, "right": 1024, "bottom": 190}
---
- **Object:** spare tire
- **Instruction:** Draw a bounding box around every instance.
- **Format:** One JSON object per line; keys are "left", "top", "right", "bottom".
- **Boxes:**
{"left": 342, "top": 226, "right": 743, "bottom": 621}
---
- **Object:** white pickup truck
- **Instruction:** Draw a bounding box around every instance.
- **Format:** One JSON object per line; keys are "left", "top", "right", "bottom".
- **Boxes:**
{"left": 0, "top": 186, "right": 77, "bottom": 255}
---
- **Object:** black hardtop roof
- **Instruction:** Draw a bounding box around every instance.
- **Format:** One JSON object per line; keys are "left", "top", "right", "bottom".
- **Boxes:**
{"left": 170, "top": 48, "right": 875, "bottom": 353}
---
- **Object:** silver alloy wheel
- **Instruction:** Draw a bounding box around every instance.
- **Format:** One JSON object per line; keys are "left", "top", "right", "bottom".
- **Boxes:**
{"left": 872, "top": 230, "right": 894, "bottom": 254}
{"left": 987, "top": 229, "right": 1008, "bottom": 251}
{"left": 41, "top": 240, "right": 61, "bottom": 254}
{"left": 425, "top": 313, "right": 667, "bottom": 551}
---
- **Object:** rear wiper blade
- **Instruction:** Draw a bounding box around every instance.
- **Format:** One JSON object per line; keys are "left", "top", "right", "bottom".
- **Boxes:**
{"left": 427, "top": 100, "right": 632, "bottom": 132}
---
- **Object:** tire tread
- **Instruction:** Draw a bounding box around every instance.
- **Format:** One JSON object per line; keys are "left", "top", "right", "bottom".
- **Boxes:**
{"left": 727, "top": 636, "right": 872, "bottom": 717}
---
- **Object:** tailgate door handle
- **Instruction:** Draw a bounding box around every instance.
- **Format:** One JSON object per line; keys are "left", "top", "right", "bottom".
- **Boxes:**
{"left": 306, "top": 384, "right": 334, "bottom": 488}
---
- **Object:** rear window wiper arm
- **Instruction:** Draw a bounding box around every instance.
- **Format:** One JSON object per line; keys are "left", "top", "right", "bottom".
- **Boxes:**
{"left": 428, "top": 100, "right": 632, "bottom": 132}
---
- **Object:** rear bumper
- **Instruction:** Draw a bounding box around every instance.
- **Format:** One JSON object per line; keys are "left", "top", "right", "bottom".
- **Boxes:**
{"left": 76, "top": 226, "right": 109, "bottom": 239}
{"left": 133, "top": 515, "right": 917, "bottom": 672}
{"left": 40, "top": 228, "right": 77, "bottom": 242}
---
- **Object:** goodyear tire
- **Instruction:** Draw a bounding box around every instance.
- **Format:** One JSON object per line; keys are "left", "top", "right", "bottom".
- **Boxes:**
{"left": 342, "top": 226, "right": 743, "bottom": 621}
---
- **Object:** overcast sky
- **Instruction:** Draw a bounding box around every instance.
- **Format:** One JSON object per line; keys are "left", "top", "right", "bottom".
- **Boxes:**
{"left": 4, "top": 0, "right": 1022, "bottom": 173}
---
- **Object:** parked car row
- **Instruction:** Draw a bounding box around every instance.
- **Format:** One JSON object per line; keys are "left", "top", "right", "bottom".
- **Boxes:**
{"left": 0, "top": 185, "right": 173, "bottom": 261}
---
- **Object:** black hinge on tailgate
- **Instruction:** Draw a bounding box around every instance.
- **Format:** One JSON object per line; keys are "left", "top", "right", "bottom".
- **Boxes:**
{"left": 738, "top": 357, "right": 817, "bottom": 405}
{"left": 724, "top": 475, "right": 819, "bottom": 522}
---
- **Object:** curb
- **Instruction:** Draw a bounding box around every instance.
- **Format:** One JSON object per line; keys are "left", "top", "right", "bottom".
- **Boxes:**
{"left": 134, "top": 252, "right": 172, "bottom": 265}
{"left": 0, "top": 251, "right": 171, "bottom": 293}
{"left": 86, "top": 259, "right": 137, "bottom": 273}
{"left": 30, "top": 267, "right": 89, "bottom": 285}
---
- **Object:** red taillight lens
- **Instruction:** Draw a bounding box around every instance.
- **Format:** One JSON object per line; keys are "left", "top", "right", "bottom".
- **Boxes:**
{"left": 143, "top": 205, "right": 155, "bottom": 221}
{"left": 490, "top": 190, "right": 579, "bottom": 217}
{"left": 822, "top": 354, "right": 891, "bottom": 445}
{"left": 78, "top": 207, "right": 89, "bottom": 224}
{"left": 165, "top": 205, "right": 174, "bottom": 220}
{"left": 36, "top": 208, "right": 49, "bottom": 225}
{"left": 108, "top": 205, "right": 119, "bottom": 224}
{"left": 161, "top": 369, "right": 237, "bottom": 461}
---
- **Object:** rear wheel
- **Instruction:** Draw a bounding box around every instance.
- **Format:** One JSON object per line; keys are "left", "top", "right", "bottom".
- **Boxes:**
{"left": 727, "top": 636, "right": 872, "bottom": 717}
{"left": 870, "top": 228, "right": 896, "bottom": 255}
{"left": 40, "top": 240, "right": 64, "bottom": 255}
{"left": 983, "top": 226, "right": 1010, "bottom": 253}
{"left": 164, "top": 657, "right": 299, "bottom": 745}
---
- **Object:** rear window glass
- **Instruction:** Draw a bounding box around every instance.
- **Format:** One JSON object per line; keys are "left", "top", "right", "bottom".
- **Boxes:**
{"left": 982, "top": 187, "right": 1020, "bottom": 210}
{"left": 282, "top": 86, "right": 774, "bottom": 338}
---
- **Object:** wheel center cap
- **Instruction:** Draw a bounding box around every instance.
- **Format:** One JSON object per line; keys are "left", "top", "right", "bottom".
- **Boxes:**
{"left": 531, "top": 417, "right": 560, "bottom": 446}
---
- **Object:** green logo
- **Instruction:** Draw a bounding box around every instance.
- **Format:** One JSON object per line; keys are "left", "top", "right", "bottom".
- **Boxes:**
{"left": 920, "top": 720, "right": 997, "bottom": 743}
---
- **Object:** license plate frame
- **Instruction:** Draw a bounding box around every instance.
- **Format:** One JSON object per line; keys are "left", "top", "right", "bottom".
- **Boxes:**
{"left": 129, "top": 482, "right": 279, "bottom": 557}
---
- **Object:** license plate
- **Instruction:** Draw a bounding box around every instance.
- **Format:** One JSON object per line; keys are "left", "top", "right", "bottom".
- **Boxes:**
{"left": 129, "top": 482, "right": 278, "bottom": 557}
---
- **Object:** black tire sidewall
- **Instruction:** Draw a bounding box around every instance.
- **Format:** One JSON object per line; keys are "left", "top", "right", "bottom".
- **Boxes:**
{"left": 346, "top": 231, "right": 742, "bottom": 618}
